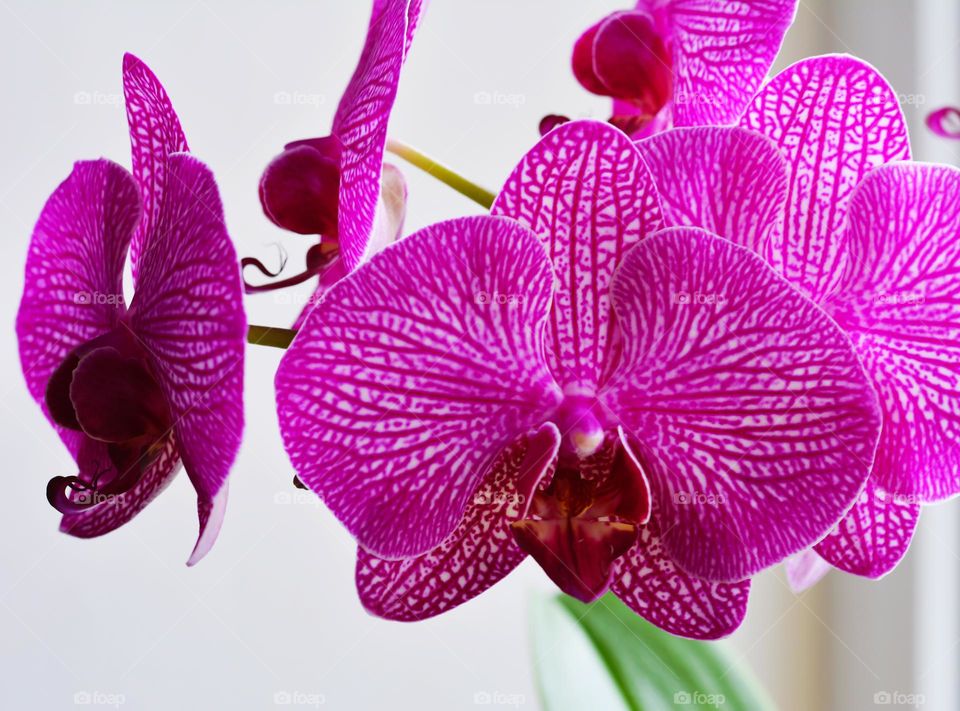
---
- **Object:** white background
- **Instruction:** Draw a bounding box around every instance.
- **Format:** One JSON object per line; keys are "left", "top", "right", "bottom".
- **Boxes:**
{"left": 1, "top": 2, "right": 958, "bottom": 709}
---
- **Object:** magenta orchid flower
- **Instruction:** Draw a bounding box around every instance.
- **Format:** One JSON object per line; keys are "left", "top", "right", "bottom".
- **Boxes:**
{"left": 636, "top": 54, "right": 958, "bottom": 589}
{"left": 563, "top": 0, "right": 798, "bottom": 138}
{"left": 927, "top": 106, "right": 960, "bottom": 139}
{"left": 249, "top": 0, "right": 424, "bottom": 324}
{"left": 276, "top": 119, "right": 881, "bottom": 639}
{"left": 16, "top": 55, "right": 245, "bottom": 565}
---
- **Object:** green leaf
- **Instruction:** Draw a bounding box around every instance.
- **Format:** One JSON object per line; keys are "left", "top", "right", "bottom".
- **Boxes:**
{"left": 530, "top": 593, "right": 775, "bottom": 711}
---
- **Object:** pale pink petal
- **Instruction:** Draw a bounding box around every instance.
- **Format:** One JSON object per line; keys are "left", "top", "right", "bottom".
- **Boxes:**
{"left": 16, "top": 159, "right": 140, "bottom": 455}
{"left": 59, "top": 436, "right": 181, "bottom": 538}
{"left": 784, "top": 549, "right": 831, "bottom": 592}
{"left": 825, "top": 163, "right": 960, "bottom": 502}
{"left": 129, "top": 154, "right": 245, "bottom": 562}
{"left": 332, "top": 0, "right": 414, "bottom": 272}
{"left": 740, "top": 55, "right": 911, "bottom": 303}
{"left": 612, "top": 513, "right": 750, "bottom": 640}
{"left": 122, "top": 53, "right": 189, "bottom": 280}
{"left": 492, "top": 120, "right": 663, "bottom": 393}
{"left": 603, "top": 227, "right": 881, "bottom": 581}
{"left": 814, "top": 479, "right": 919, "bottom": 579}
{"left": 637, "top": 0, "right": 798, "bottom": 126}
{"left": 637, "top": 126, "right": 788, "bottom": 255}
{"left": 356, "top": 424, "right": 560, "bottom": 620}
{"left": 276, "top": 216, "right": 562, "bottom": 559}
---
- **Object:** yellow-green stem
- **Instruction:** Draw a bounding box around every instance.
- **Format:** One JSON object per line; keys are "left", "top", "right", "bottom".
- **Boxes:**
{"left": 247, "top": 325, "right": 297, "bottom": 349}
{"left": 386, "top": 138, "right": 495, "bottom": 209}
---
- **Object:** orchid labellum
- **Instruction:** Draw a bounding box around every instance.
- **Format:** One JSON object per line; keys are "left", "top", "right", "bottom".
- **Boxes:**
{"left": 16, "top": 55, "right": 245, "bottom": 564}
{"left": 276, "top": 120, "right": 881, "bottom": 638}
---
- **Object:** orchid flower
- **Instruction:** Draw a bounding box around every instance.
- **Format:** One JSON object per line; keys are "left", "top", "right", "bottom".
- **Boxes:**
{"left": 927, "top": 106, "right": 960, "bottom": 139}
{"left": 248, "top": 0, "right": 424, "bottom": 325}
{"left": 276, "top": 119, "right": 881, "bottom": 639}
{"left": 16, "top": 55, "right": 245, "bottom": 564}
{"left": 558, "top": 0, "right": 798, "bottom": 138}
{"left": 637, "top": 54, "right": 959, "bottom": 589}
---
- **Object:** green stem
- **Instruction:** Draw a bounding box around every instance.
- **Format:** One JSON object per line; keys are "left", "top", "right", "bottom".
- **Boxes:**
{"left": 386, "top": 139, "right": 495, "bottom": 209}
{"left": 247, "top": 325, "right": 297, "bottom": 349}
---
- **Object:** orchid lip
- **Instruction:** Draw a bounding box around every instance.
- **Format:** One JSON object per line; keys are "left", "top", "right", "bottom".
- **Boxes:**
{"left": 512, "top": 429, "right": 652, "bottom": 601}
{"left": 44, "top": 328, "right": 173, "bottom": 514}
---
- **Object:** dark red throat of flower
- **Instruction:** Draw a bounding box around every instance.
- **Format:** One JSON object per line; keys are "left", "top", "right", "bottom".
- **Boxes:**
{"left": 511, "top": 436, "right": 651, "bottom": 603}
{"left": 44, "top": 329, "right": 172, "bottom": 514}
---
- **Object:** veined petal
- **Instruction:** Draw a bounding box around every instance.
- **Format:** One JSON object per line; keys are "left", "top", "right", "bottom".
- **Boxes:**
{"left": 740, "top": 55, "right": 911, "bottom": 303}
{"left": 493, "top": 120, "right": 663, "bottom": 394}
{"left": 826, "top": 163, "right": 960, "bottom": 502}
{"left": 129, "top": 154, "right": 246, "bottom": 562}
{"left": 356, "top": 424, "right": 560, "bottom": 620}
{"left": 637, "top": 126, "right": 788, "bottom": 256}
{"left": 784, "top": 549, "right": 831, "bottom": 593}
{"left": 612, "top": 512, "right": 750, "bottom": 640}
{"left": 637, "top": 0, "right": 798, "bottom": 126}
{"left": 122, "top": 53, "right": 189, "bottom": 281}
{"left": 59, "top": 436, "right": 181, "bottom": 538}
{"left": 276, "top": 216, "right": 562, "bottom": 559}
{"left": 603, "top": 227, "right": 881, "bottom": 582}
{"left": 814, "top": 479, "right": 919, "bottom": 579}
{"left": 332, "top": 0, "right": 416, "bottom": 272}
{"left": 17, "top": 160, "right": 140, "bottom": 454}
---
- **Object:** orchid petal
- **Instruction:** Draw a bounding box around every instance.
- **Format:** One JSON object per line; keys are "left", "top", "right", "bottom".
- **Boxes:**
{"left": 612, "top": 513, "right": 750, "bottom": 640}
{"left": 826, "top": 163, "right": 960, "bottom": 502}
{"left": 637, "top": 126, "right": 788, "bottom": 255}
{"left": 784, "top": 549, "right": 831, "bottom": 593}
{"left": 122, "top": 53, "right": 189, "bottom": 280}
{"left": 16, "top": 159, "right": 140, "bottom": 455}
{"left": 493, "top": 120, "right": 663, "bottom": 393}
{"left": 636, "top": 0, "right": 798, "bottom": 126}
{"left": 356, "top": 424, "right": 560, "bottom": 620}
{"left": 740, "top": 55, "right": 911, "bottom": 303}
{"left": 332, "top": 0, "right": 414, "bottom": 272}
{"left": 129, "top": 153, "right": 245, "bottom": 562}
{"left": 276, "top": 216, "right": 562, "bottom": 559}
{"left": 814, "top": 479, "right": 919, "bottom": 579}
{"left": 59, "top": 436, "right": 181, "bottom": 538}
{"left": 603, "top": 227, "right": 881, "bottom": 581}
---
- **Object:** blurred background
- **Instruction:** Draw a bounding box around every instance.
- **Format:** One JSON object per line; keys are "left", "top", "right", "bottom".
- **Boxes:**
{"left": 1, "top": 1, "right": 958, "bottom": 709}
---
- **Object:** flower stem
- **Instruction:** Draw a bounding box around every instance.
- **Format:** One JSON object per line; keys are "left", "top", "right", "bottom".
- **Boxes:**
{"left": 247, "top": 325, "right": 297, "bottom": 349}
{"left": 385, "top": 139, "right": 495, "bottom": 209}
